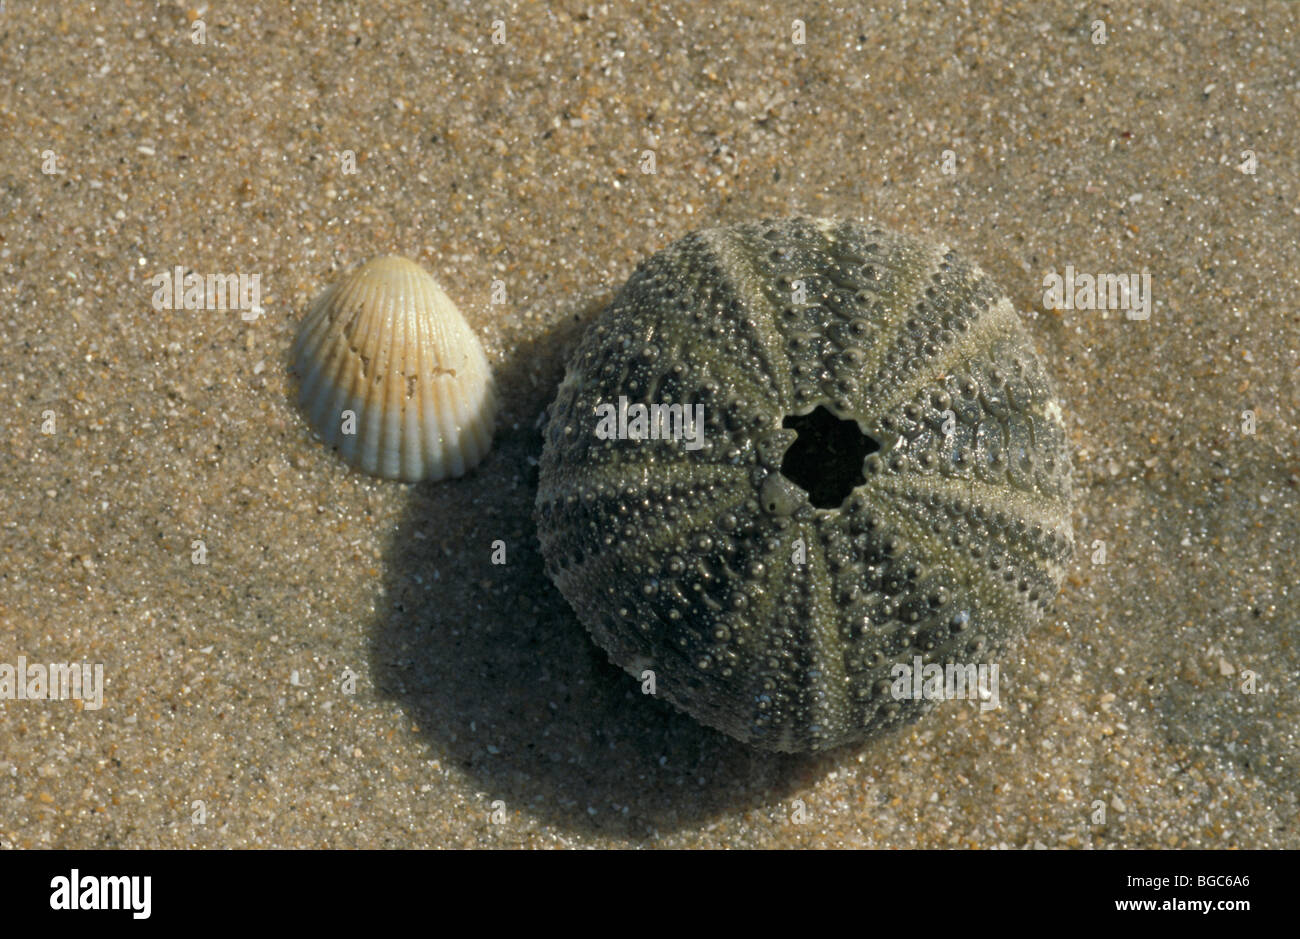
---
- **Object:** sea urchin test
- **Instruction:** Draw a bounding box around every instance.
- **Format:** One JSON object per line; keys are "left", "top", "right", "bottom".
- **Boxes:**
{"left": 536, "top": 218, "right": 1074, "bottom": 752}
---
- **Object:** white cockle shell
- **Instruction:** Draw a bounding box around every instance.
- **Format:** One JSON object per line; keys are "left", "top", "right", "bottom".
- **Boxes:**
{"left": 292, "top": 255, "right": 497, "bottom": 482}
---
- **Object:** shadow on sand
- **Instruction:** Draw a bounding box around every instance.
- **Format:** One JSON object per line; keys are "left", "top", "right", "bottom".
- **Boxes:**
{"left": 366, "top": 296, "right": 839, "bottom": 839}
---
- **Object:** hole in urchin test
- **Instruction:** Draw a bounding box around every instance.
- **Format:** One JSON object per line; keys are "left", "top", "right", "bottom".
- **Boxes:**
{"left": 779, "top": 406, "right": 878, "bottom": 509}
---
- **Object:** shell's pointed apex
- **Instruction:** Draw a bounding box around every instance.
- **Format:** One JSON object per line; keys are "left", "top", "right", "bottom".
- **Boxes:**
{"left": 353, "top": 254, "right": 427, "bottom": 275}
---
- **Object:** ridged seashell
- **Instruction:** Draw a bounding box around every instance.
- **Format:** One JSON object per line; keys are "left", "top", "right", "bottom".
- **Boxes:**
{"left": 536, "top": 218, "right": 1074, "bottom": 752}
{"left": 292, "top": 255, "right": 497, "bottom": 482}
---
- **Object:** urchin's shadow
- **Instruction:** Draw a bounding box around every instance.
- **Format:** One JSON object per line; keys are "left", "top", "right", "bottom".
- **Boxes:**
{"left": 367, "top": 299, "right": 829, "bottom": 838}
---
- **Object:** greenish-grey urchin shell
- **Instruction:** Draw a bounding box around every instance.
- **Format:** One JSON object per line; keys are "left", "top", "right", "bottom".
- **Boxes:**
{"left": 536, "top": 218, "right": 1074, "bottom": 752}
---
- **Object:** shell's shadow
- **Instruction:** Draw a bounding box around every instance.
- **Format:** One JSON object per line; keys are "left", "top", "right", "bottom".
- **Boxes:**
{"left": 367, "top": 300, "right": 829, "bottom": 839}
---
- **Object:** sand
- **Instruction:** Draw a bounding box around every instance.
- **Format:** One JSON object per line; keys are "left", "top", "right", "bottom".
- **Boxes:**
{"left": 0, "top": 0, "right": 1296, "bottom": 847}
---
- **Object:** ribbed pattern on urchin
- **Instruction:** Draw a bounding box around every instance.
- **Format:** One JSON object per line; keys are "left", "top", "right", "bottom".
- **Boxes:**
{"left": 536, "top": 219, "right": 1073, "bottom": 752}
